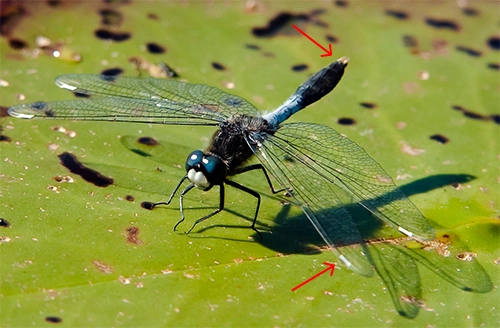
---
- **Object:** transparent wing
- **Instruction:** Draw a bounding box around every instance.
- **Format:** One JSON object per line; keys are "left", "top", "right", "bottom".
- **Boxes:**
{"left": 248, "top": 122, "right": 436, "bottom": 275}
{"left": 263, "top": 122, "right": 435, "bottom": 240}
{"left": 8, "top": 74, "right": 259, "bottom": 125}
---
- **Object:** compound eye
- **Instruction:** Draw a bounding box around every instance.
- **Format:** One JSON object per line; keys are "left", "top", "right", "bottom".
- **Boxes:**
{"left": 185, "top": 150, "right": 204, "bottom": 172}
{"left": 202, "top": 155, "right": 226, "bottom": 185}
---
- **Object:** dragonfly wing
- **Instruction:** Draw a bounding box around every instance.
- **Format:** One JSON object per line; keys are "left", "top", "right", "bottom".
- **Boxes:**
{"left": 247, "top": 127, "right": 374, "bottom": 276}
{"left": 9, "top": 97, "right": 222, "bottom": 125}
{"left": 267, "top": 122, "right": 435, "bottom": 240}
{"left": 9, "top": 74, "right": 260, "bottom": 124}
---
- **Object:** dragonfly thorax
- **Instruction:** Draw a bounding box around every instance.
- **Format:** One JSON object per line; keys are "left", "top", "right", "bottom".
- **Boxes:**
{"left": 185, "top": 150, "right": 227, "bottom": 190}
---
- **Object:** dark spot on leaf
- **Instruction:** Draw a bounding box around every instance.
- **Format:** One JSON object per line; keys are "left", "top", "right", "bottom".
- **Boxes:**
{"left": 141, "top": 201, "right": 155, "bottom": 210}
{"left": 262, "top": 52, "right": 274, "bottom": 57}
{"left": 0, "top": 5, "right": 26, "bottom": 37}
{"left": 462, "top": 111, "right": 488, "bottom": 121}
{"left": 291, "top": 64, "right": 308, "bottom": 72}
{"left": 147, "top": 13, "right": 159, "bottom": 20}
{"left": 403, "top": 35, "right": 418, "bottom": 48}
{"left": 94, "top": 29, "right": 131, "bottom": 42}
{"left": 487, "top": 63, "right": 500, "bottom": 70}
{"left": 0, "top": 135, "right": 11, "bottom": 142}
{"left": 125, "top": 195, "right": 135, "bottom": 201}
{"left": 0, "top": 218, "right": 10, "bottom": 227}
{"left": 462, "top": 7, "right": 479, "bottom": 16}
{"left": 312, "top": 20, "right": 329, "bottom": 28}
{"left": 137, "top": 137, "right": 159, "bottom": 146}
{"left": 73, "top": 92, "right": 90, "bottom": 98}
{"left": 430, "top": 134, "right": 449, "bottom": 144}
{"left": 158, "top": 62, "right": 179, "bottom": 78}
{"left": 487, "top": 36, "right": 500, "bottom": 50}
{"left": 211, "top": 62, "right": 226, "bottom": 71}
{"left": 456, "top": 45, "right": 482, "bottom": 57}
{"left": 46, "top": 0, "right": 61, "bottom": 7}
{"left": 490, "top": 114, "right": 500, "bottom": 125}
{"left": 326, "top": 34, "right": 338, "bottom": 43}
{"left": 252, "top": 12, "right": 311, "bottom": 38}
{"left": 338, "top": 117, "right": 356, "bottom": 125}
{"left": 334, "top": 0, "right": 348, "bottom": 7}
{"left": 125, "top": 226, "right": 142, "bottom": 244}
{"left": 9, "top": 38, "right": 28, "bottom": 50}
{"left": 424, "top": 18, "right": 460, "bottom": 31}
{"left": 451, "top": 182, "right": 460, "bottom": 189}
{"left": 385, "top": 10, "right": 409, "bottom": 20}
{"left": 245, "top": 44, "right": 260, "bottom": 50}
{"left": 451, "top": 105, "right": 464, "bottom": 111}
{"left": 45, "top": 316, "right": 62, "bottom": 323}
{"left": 146, "top": 42, "right": 166, "bottom": 54}
{"left": 100, "top": 68, "right": 123, "bottom": 81}
{"left": 58, "top": 152, "right": 113, "bottom": 187}
{"left": 310, "top": 8, "right": 326, "bottom": 16}
{"left": 99, "top": 9, "right": 123, "bottom": 26}
{"left": 360, "top": 102, "right": 377, "bottom": 109}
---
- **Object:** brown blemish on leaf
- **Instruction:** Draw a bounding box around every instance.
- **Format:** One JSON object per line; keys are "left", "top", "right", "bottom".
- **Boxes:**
{"left": 462, "top": 7, "right": 480, "bottom": 16}
{"left": 137, "top": 136, "right": 159, "bottom": 146}
{"left": 337, "top": 117, "right": 356, "bottom": 125}
{"left": 45, "top": 316, "right": 62, "bottom": 323}
{"left": 325, "top": 34, "right": 338, "bottom": 43}
{"left": 101, "top": 67, "right": 124, "bottom": 76}
{"left": 94, "top": 29, "right": 131, "bottom": 42}
{"left": 211, "top": 62, "right": 226, "bottom": 71}
{"left": 99, "top": 9, "right": 123, "bottom": 26}
{"left": 8, "top": 38, "right": 28, "bottom": 50}
{"left": 487, "top": 36, "right": 500, "bottom": 50}
{"left": 92, "top": 260, "right": 113, "bottom": 274}
{"left": 456, "top": 45, "right": 482, "bottom": 57}
{"left": 125, "top": 195, "right": 135, "bottom": 202}
{"left": 146, "top": 42, "right": 166, "bottom": 54}
{"left": 359, "top": 102, "right": 377, "bottom": 109}
{"left": 252, "top": 11, "right": 326, "bottom": 38}
{"left": 430, "top": 134, "right": 449, "bottom": 144}
{"left": 487, "top": 63, "right": 500, "bottom": 71}
{"left": 125, "top": 226, "right": 143, "bottom": 245}
{"left": 291, "top": 63, "right": 308, "bottom": 72}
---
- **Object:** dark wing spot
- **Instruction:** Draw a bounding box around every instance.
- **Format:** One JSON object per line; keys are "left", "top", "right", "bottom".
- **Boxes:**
{"left": 146, "top": 42, "right": 166, "bottom": 54}
{"left": 360, "top": 102, "right": 377, "bottom": 109}
{"left": 291, "top": 64, "right": 308, "bottom": 72}
{"left": 58, "top": 152, "right": 113, "bottom": 187}
{"left": 141, "top": 201, "right": 155, "bottom": 210}
{"left": 245, "top": 44, "right": 261, "bottom": 50}
{"left": 224, "top": 97, "right": 242, "bottom": 107}
{"left": 99, "top": 9, "right": 123, "bottom": 26}
{"left": 0, "top": 218, "right": 10, "bottom": 227}
{"left": 430, "top": 134, "right": 449, "bottom": 144}
{"left": 462, "top": 7, "right": 479, "bottom": 16}
{"left": 385, "top": 10, "right": 409, "bottom": 20}
{"left": 137, "top": 136, "right": 159, "bottom": 146}
{"left": 251, "top": 12, "right": 310, "bottom": 38}
{"left": 456, "top": 45, "right": 482, "bottom": 57}
{"left": 9, "top": 38, "right": 28, "bottom": 50}
{"left": 338, "top": 117, "right": 356, "bottom": 125}
{"left": 94, "top": 29, "right": 131, "bottom": 42}
{"left": 487, "top": 36, "right": 500, "bottom": 50}
{"left": 45, "top": 316, "right": 62, "bottom": 323}
{"left": 487, "top": 63, "right": 500, "bottom": 70}
{"left": 425, "top": 18, "right": 460, "bottom": 31}
{"left": 326, "top": 34, "right": 338, "bottom": 43}
{"left": 101, "top": 67, "right": 123, "bottom": 77}
{"left": 211, "top": 62, "right": 226, "bottom": 71}
{"left": 283, "top": 154, "right": 295, "bottom": 163}
{"left": 31, "top": 102, "right": 48, "bottom": 110}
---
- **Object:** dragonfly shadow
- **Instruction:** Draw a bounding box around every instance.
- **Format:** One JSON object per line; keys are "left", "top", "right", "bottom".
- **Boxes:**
{"left": 257, "top": 173, "right": 476, "bottom": 254}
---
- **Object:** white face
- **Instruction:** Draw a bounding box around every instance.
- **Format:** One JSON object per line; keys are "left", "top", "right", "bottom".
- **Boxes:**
{"left": 187, "top": 168, "right": 210, "bottom": 189}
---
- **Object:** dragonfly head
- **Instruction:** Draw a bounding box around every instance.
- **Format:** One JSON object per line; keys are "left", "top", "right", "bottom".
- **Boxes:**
{"left": 185, "top": 150, "right": 226, "bottom": 190}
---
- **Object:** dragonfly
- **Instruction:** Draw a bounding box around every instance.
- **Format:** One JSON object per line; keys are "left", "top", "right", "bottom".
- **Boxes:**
{"left": 8, "top": 57, "right": 436, "bottom": 277}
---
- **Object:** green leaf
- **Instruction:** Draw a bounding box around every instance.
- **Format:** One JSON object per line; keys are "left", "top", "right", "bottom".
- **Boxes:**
{"left": 1, "top": 1, "right": 498, "bottom": 326}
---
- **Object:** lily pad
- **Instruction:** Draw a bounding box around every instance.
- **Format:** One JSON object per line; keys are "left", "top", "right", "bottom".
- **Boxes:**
{"left": 1, "top": 1, "right": 498, "bottom": 327}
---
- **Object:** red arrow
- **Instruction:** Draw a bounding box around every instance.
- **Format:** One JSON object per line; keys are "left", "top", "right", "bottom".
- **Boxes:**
{"left": 291, "top": 262, "right": 336, "bottom": 291}
{"left": 292, "top": 24, "right": 333, "bottom": 57}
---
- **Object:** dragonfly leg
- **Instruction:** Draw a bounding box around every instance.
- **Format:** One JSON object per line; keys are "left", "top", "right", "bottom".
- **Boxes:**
{"left": 174, "top": 183, "right": 195, "bottom": 232}
{"left": 152, "top": 175, "right": 188, "bottom": 208}
{"left": 225, "top": 180, "right": 263, "bottom": 240}
{"left": 186, "top": 184, "right": 225, "bottom": 234}
{"left": 232, "top": 164, "right": 287, "bottom": 194}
